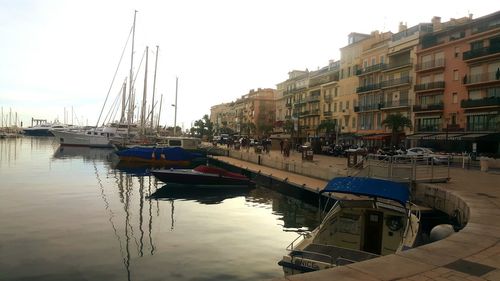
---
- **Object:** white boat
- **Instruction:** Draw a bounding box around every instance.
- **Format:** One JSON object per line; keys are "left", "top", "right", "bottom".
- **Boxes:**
{"left": 23, "top": 123, "right": 53, "bottom": 136}
{"left": 278, "top": 177, "right": 420, "bottom": 276}
{"left": 51, "top": 128, "right": 114, "bottom": 148}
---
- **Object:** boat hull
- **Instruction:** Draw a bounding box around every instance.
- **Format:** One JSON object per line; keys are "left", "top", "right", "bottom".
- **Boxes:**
{"left": 51, "top": 130, "right": 113, "bottom": 148}
{"left": 23, "top": 128, "right": 53, "bottom": 136}
{"left": 151, "top": 169, "right": 251, "bottom": 186}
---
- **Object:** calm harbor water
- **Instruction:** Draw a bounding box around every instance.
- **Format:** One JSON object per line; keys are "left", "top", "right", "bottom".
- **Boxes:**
{"left": 0, "top": 137, "right": 320, "bottom": 281}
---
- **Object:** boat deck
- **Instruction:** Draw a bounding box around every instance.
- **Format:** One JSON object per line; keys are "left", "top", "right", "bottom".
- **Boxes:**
{"left": 291, "top": 243, "right": 380, "bottom": 265}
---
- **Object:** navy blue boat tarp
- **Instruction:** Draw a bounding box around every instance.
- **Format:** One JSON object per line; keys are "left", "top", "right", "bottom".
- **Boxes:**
{"left": 116, "top": 146, "right": 202, "bottom": 160}
{"left": 321, "top": 177, "right": 410, "bottom": 207}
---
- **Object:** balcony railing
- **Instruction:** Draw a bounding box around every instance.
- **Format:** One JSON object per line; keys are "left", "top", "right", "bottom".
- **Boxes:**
{"left": 381, "top": 99, "right": 410, "bottom": 109}
{"left": 413, "top": 103, "right": 444, "bottom": 112}
{"left": 461, "top": 97, "right": 500, "bottom": 108}
{"left": 307, "top": 96, "right": 320, "bottom": 102}
{"left": 463, "top": 45, "right": 500, "bottom": 61}
{"left": 385, "top": 59, "right": 412, "bottom": 71}
{"left": 414, "top": 81, "right": 445, "bottom": 92}
{"left": 356, "top": 83, "right": 382, "bottom": 93}
{"left": 416, "top": 125, "right": 442, "bottom": 132}
{"left": 355, "top": 63, "right": 387, "bottom": 76}
{"left": 355, "top": 103, "right": 383, "bottom": 112}
{"left": 381, "top": 76, "right": 411, "bottom": 88}
{"left": 464, "top": 71, "right": 500, "bottom": 85}
{"left": 323, "top": 111, "right": 332, "bottom": 116}
{"left": 416, "top": 58, "right": 445, "bottom": 71}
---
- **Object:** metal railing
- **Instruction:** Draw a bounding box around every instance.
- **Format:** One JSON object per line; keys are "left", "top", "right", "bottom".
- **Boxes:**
{"left": 347, "top": 154, "right": 450, "bottom": 183}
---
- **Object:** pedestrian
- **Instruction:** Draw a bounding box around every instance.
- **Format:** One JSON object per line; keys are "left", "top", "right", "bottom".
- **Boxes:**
{"left": 283, "top": 139, "right": 290, "bottom": 157}
{"left": 280, "top": 139, "right": 284, "bottom": 154}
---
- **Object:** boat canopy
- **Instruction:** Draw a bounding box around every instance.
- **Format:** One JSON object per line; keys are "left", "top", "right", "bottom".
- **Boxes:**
{"left": 321, "top": 177, "right": 410, "bottom": 207}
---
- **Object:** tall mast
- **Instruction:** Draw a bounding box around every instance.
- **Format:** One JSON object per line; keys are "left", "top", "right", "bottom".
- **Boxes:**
{"left": 120, "top": 78, "right": 127, "bottom": 122}
{"left": 128, "top": 10, "right": 137, "bottom": 124}
{"left": 141, "top": 46, "right": 149, "bottom": 133}
{"left": 157, "top": 94, "right": 163, "bottom": 132}
{"left": 151, "top": 45, "right": 159, "bottom": 130}
{"left": 173, "top": 77, "right": 178, "bottom": 136}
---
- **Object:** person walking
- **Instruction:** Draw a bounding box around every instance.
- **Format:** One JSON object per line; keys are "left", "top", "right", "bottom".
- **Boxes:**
{"left": 283, "top": 139, "right": 290, "bottom": 157}
{"left": 279, "top": 139, "right": 284, "bottom": 154}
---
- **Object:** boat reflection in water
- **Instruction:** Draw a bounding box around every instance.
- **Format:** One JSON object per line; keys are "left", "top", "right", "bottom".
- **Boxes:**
{"left": 149, "top": 183, "right": 255, "bottom": 205}
{"left": 52, "top": 145, "right": 114, "bottom": 162}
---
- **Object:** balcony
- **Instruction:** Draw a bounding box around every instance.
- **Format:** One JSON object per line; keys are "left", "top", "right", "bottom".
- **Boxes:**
{"left": 464, "top": 71, "right": 500, "bottom": 86}
{"left": 355, "top": 103, "right": 382, "bottom": 112}
{"left": 355, "top": 63, "right": 387, "bottom": 76}
{"left": 285, "top": 102, "right": 292, "bottom": 107}
{"left": 381, "top": 76, "right": 411, "bottom": 89}
{"left": 413, "top": 103, "right": 444, "bottom": 112}
{"left": 307, "top": 96, "right": 320, "bottom": 102}
{"left": 383, "top": 59, "right": 412, "bottom": 72}
{"left": 415, "top": 58, "right": 445, "bottom": 72}
{"left": 416, "top": 125, "right": 442, "bottom": 132}
{"left": 461, "top": 97, "right": 500, "bottom": 108}
{"left": 323, "top": 111, "right": 332, "bottom": 116}
{"left": 381, "top": 99, "right": 410, "bottom": 109}
{"left": 463, "top": 45, "right": 500, "bottom": 61}
{"left": 414, "top": 81, "right": 445, "bottom": 92}
{"left": 356, "top": 83, "right": 382, "bottom": 93}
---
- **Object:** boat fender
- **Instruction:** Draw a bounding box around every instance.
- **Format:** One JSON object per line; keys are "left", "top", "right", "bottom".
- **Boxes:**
{"left": 429, "top": 224, "right": 455, "bottom": 242}
{"left": 161, "top": 154, "right": 166, "bottom": 159}
{"left": 151, "top": 152, "right": 155, "bottom": 159}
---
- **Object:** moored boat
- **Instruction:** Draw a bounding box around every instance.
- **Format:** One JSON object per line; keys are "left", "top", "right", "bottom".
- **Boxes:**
{"left": 51, "top": 128, "right": 114, "bottom": 148}
{"left": 115, "top": 146, "right": 203, "bottom": 166}
{"left": 278, "top": 177, "right": 420, "bottom": 276}
{"left": 151, "top": 165, "right": 251, "bottom": 186}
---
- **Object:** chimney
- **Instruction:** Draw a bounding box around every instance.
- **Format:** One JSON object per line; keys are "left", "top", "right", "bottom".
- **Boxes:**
{"left": 432, "top": 16, "right": 442, "bottom": 31}
{"left": 399, "top": 22, "right": 407, "bottom": 32}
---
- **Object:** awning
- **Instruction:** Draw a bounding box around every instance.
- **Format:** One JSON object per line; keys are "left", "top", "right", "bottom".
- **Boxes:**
{"left": 406, "top": 133, "right": 437, "bottom": 140}
{"left": 362, "top": 133, "right": 391, "bottom": 140}
{"left": 459, "top": 133, "right": 500, "bottom": 140}
{"left": 424, "top": 133, "right": 466, "bottom": 140}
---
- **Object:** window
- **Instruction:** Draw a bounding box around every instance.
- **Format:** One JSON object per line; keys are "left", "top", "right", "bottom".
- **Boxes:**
{"left": 380, "top": 55, "right": 385, "bottom": 64}
{"left": 371, "top": 57, "right": 376, "bottom": 65}
{"left": 471, "top": 40, "right": 483, "bottom": 50}
{"left": 452, "top": 92, "right": 458, "bottom": 103}
{"left": 352, "top": 117, "right": 356, "bottom": 129}
{"left": 334, "top": 87, "right": 338, "bottom": 97}
{"left": 363, "top": 59, "right": 368, "bottom": 68}
{"left": 487, "top": 87, "right": 500, "bottom": 98}
{"left": 339, "top": 101, "right": 343, "bottom": 110}
{"left": 468, "top": 90, "right": 482, "bottom": 100}
{"left": 346, "top": 101, "right": 350, "bottom": 109}
{"left": 453, "top": 70, "right": 459, "bottom": 80}
{"left": 454, "top": 47, "right": 461, "bottom": 58}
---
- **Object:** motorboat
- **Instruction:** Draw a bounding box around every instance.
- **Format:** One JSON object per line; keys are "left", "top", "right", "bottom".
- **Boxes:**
{"left": 151, "top": 165, "right": 251, "bottom": 186}
{"left": 51, "top": 128, "right": 114, "bottom": 148}
{"left": 149, "top": 183, "right": 253, "bottom": 204}
{"left": 278, "top": 177, "right": 420, "bottom": 275}
{"left": 23, "top": 123, "right": 54, "bottom": 136}
{"left": 115, "top": 146, "right": 203, "bottom": 166}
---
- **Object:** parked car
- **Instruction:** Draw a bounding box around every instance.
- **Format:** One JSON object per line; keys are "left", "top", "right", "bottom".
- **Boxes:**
{"left": 405, "top": 147, "right": 449, "bottom": 165}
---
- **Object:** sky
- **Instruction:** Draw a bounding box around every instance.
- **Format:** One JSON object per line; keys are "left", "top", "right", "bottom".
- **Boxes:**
{"left": 0, "top": 0, "right": 498, "bottom": 130}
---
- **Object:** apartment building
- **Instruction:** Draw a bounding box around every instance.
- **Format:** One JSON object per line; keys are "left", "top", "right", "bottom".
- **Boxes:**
{"left": 355, "top": 31, "right": 392, "bottom": 146}
{"left": 411, "top": 11, "right": 500, "bottom": 153}
{"left": 210, "top": 88, "right": 276, "bottom": 137}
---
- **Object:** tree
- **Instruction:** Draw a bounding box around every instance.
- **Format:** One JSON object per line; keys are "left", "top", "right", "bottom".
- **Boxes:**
{"left": 191, "top": 114, "right": 214, "bottom": 140}
{"left": 241, "top": 122, "right": 256, "bottom": 136}
{"left": 382, "top": 113, "right": 412, "bottom": 146}
{"left": 316, "top": 119, "right": 336, "bottom": 143}
{"left": 283, "top": 120, "right": 294, "bottom": 134}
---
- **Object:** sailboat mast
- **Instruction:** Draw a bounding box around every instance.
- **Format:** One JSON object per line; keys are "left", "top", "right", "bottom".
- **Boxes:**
{"left": 141, "top": 46, "right": 149, "bottom": 133}
{"left": 151, "top": 45, "right": 159, "bottom": 130}
{"left": 173, "top": 77, "right": 178, "bottom": 136}
{"left": 120, "top": 78, "right": 127, "bottom": 122}
{"left": 157, "top": 94, "right": 163, "bottom": 133}
{"left": 128, "top": 10, "right": 137, "bottom": 125}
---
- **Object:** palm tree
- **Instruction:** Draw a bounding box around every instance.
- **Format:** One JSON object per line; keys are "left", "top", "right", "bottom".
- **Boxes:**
{"left": 382, "top": 113, "right": 412, "bottom": 146}
{"left": 316, "top": 119, "right": 337, "bottom": 144}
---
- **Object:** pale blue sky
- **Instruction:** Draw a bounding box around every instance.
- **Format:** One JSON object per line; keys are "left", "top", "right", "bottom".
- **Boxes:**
{"left": 0, "top": 0, "right": 497, "bottom": 129}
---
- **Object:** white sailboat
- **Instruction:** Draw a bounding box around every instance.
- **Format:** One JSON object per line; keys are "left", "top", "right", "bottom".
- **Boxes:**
{"left": 52, "top": 11, "right": 139, "bottom": 148}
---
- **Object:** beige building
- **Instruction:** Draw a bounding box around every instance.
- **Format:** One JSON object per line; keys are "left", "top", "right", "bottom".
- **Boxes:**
{"left": 210, "top": 88, "right": 276, "bottom": 137}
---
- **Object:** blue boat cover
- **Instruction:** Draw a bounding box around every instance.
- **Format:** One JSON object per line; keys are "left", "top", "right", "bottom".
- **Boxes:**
{"left": 321, "top": 177, "right": 409, "bottom": 207}
{"left": 116, "top": 146, "right": 201, "bottom": 161}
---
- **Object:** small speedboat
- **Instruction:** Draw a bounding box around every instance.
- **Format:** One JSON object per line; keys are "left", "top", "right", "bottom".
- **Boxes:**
{"left": 278, "top": 177, "right": 420, "bottom": 276}
{"left": 151, "top": 165, "right": 251, "bottom": 187}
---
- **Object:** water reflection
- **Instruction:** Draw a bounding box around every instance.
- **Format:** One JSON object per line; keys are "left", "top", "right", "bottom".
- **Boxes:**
{"left": 150, "top": 184, "right": 255, "bottom": 205}
{"left": 0, "top": 137, "right": 321, "bottom": 281}
{"left": 52, "top": 145, "right": 114, "bottom": 162}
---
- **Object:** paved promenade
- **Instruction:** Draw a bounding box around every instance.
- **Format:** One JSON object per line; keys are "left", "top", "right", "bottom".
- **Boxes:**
{"left": 209, "top": 145, "right": 500, "bottom": 281}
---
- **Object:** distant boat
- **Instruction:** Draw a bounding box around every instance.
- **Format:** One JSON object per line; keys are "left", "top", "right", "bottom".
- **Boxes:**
{"left": 278, "top": 177, "right": 420, "bottom": 276}
{"left": 151, "top": 165, "right": 251, "bottom": 186}
{"left": 23, "top": 123, "right": 54, "bottom": 136}
{"left": 51, "top": 128, "right": 114, "bottom": 148}
{"left": 115, "top": 146, "right": 203, "bottom": 166}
